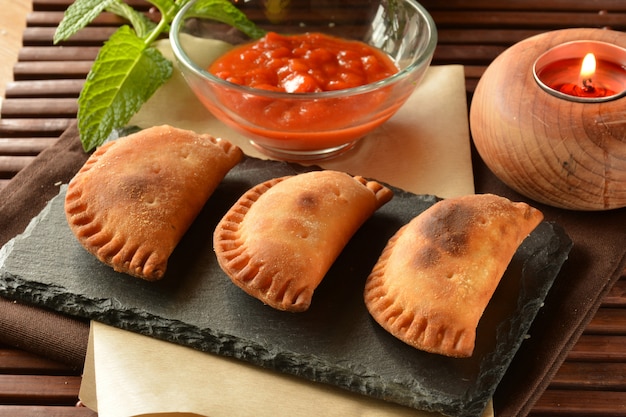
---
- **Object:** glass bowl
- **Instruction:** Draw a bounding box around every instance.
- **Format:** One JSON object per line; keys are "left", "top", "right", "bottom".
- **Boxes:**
{"left": 170, "top": 0, "right": 437, "bottom": 161}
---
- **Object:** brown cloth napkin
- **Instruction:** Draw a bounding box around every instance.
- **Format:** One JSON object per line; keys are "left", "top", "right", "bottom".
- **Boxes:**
{"left": 0, "top": 123, "right": 90, "bottom": 369}
{"left": 1, "top": 122, "right": 625, "bottom": 415}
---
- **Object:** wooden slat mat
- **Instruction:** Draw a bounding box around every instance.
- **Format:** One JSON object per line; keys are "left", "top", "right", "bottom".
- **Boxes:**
{"left": 1, "top": 1, "right": 626, "bottom": 416}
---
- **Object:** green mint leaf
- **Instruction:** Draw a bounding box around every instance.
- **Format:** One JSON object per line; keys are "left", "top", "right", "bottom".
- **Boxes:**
{"left": 77, "top": 25, "right": 173, "bottom": 151}
{"left": 54, "top": 0, "right": 116, "bottom": 44}
{"left": 60, "top": 0, "right": 264, "bottom": 151}
{"left": 188, "top": 0, "right": 266, "bottom": 39}
{"left": 105, "top": 2, "right": 157, "bottom": 38}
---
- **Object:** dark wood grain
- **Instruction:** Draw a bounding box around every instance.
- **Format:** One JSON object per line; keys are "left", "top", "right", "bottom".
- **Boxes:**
{"left": 0, "top": 406, "right": 96, "bottom": 417}
{"left": 530, "top": 390, "right": 626, "bottom": 416}
{"left": 13, "top": 61, "right": 92, "bottom": 80}
{"left": 0, "top": 138, "right": 58, "bottom": 155}
{"left": 605, "top": 278, "right": 626, "bottom": 307}
{"left": 420, "top": 0, "right": 626, "bottom": 12}
{"left": 0, "top": 375, "right": 82, "bottom": 404}
{"left": 18, "top": 46, "right": 99, "bottom": 62}
{"left": 567, "top": 335, "right": 626, "bottom": 361}
{"left": 550, "top": 362, "right": 626, "bottom": 389}
{"left": 0, "top": 346, "right": 87, "bottom": 416}
{"left": 4, "top": 79, "right": 83, "bottom": 98}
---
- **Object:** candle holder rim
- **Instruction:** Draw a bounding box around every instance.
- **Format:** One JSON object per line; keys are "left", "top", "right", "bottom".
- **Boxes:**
{"left": 470, "top": 28, "right": 626, "bottom": 210}
{"left": 532, "top": 39, "right": 626, "bottom": 103}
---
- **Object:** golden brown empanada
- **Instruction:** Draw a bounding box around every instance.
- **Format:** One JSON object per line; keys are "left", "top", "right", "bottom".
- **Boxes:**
{"left": 214, "top": 170, "right": 393, "bottom": 312}
{"left": 364, "top": 194, "right": 543, "bottom": 357}
{"left": 65, "top": 125, "right": 242, "bottom": 280}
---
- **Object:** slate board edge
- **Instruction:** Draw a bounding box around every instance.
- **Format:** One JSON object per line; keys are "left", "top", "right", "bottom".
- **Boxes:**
{"left": 0, "top": 160, "right": 574, "bottom": 417}
{"left": 0, "top": 264, "right": 478, "bottom": 417}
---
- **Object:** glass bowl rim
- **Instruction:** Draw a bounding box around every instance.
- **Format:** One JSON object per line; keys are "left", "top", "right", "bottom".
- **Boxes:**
{"left": 169, "top": 0, "right": 438, "bottom": 100}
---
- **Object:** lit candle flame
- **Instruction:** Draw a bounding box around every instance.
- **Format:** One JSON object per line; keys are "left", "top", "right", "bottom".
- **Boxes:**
{"left": 580, "top": 53, "right": 596, "bottom": 91}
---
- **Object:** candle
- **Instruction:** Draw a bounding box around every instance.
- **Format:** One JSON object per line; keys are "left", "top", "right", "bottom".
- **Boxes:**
{"left": 533, "top": 40, "right": 626, "bottom": 102}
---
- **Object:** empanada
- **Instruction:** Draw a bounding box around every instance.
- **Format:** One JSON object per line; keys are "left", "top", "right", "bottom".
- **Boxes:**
{"left": 214, "top": 170, "right": 393, "bottom": 312}
{"left": 364, "top": 194, "right": 543, "bottom": 357}
{"left": 65, "top": 125, "right": 243, "bottom": 280}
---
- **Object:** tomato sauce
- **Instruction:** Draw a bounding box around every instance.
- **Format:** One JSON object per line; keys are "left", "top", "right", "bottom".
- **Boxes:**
{"left": 209, "top": 32, "right": 398, "bottom": 93}
{"left": 202, "top": 32, "right": 402, "bottom": 152}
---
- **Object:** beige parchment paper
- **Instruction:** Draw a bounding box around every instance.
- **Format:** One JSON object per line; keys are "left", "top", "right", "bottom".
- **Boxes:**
{"left": 78, "top": 37, "right": 483, "bottom": 416}
{"left": 81, "top": 322, "right": 493, "bottom": 417}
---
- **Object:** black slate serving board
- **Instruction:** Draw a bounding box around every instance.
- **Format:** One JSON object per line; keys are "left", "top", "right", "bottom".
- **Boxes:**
{"left": 0, "top": 156, "right": 572, "bottom": 417}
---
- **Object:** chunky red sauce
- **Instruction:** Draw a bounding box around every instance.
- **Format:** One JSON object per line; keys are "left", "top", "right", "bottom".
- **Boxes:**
{"left": 200, "top": 32, "right": 403, "bottom": 152}
{"left": 209, "top": 32, "right": 398, "bottom": 93}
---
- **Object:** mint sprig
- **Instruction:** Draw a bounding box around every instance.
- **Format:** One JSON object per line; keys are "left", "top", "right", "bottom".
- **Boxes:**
{"left": 54, "top": 0, "right": 265, "bottom": 151}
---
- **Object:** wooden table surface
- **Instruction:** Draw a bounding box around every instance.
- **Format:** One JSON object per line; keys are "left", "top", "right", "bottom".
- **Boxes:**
{"left": 0, "top": 1, "right": 625, "bottom": 416}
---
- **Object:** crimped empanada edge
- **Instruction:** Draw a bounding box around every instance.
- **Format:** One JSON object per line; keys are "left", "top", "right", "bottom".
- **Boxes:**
{"left": 364, "top": 224, "right": 475, "bottom": 358}
{"left": 65, "top": 127, "right": 244, "bottom": 281}
{"left": 214, "top": 170, "right": 394, "bottom": 312}
{"left": 213, "top": 176, "right": 295, "bottom": 308}
{"left": 64, "top": 140, "right": 171, "bottom": 281}
{"left": 353, "top": 175, "right": 394, "bottom": 208}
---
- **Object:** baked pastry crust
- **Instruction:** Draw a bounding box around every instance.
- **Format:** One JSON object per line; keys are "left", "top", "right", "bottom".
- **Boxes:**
{"left": 214, "top": 170, "right": 393, "bottom": 312}
{"left": 65, "top": 125, "right": 242, "bottom": 280}
{"left": 364, "top": 193, "right": 543, "bottom": 357}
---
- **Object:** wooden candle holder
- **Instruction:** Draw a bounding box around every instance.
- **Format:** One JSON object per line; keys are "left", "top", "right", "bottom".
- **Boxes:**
{"left": 470, "top": 28, "right": 626, "bottom": 211}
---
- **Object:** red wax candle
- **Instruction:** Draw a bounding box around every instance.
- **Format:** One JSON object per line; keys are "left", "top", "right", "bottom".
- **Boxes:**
{"left": 533, "top": 41, "right": 626, "bottom": 102}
